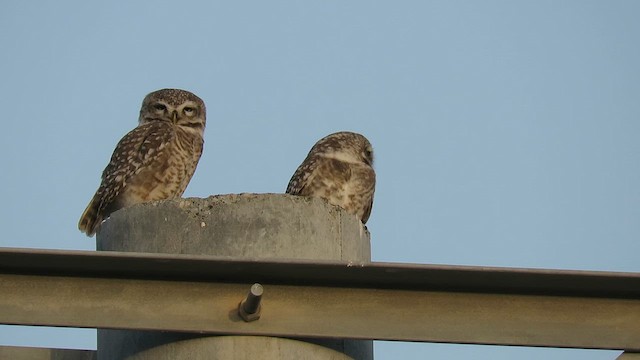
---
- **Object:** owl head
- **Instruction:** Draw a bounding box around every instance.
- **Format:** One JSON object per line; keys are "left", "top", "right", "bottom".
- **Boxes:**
{"left": 139, "top": 89, "right": 206, "bottom": 133}
{"left": 312, "top": 131, "right": 374, "bottom": 167}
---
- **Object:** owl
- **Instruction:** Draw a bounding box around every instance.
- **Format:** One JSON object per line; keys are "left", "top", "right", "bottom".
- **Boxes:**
{"left": 78, "top": 88, "right": 206, "bottom": 237}
{"left": 286, "top": 131, "right": 376, "bottom": 224}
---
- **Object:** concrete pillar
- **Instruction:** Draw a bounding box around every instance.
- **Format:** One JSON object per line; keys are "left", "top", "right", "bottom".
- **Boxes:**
{"left": 96, "top": 194, "right": 373, "bottom": 360}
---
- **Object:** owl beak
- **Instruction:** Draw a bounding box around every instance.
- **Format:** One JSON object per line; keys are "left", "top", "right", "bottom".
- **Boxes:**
{"left": 171, "top": 110, "right": 179, "bottom": 122}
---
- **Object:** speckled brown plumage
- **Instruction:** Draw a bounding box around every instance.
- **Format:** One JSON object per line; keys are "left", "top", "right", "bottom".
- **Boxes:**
{"left": 78, "top": 89, "right": 206, "bottom": 236}
{"left": 286, "top": 131, "right": 376, "bottom": 224}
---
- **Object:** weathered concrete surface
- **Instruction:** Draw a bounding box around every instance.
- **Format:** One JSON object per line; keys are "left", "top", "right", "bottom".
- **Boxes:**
{"left": 96, "top": 193, "right": 373, "bottom": 360}
{"left": 98, "top": 193, "right": 370, "bottom": 262}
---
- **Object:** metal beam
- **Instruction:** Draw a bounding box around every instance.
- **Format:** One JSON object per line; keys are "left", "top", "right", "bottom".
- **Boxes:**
{"left": 1, "top": 248, "right": 639, "bottom": 351}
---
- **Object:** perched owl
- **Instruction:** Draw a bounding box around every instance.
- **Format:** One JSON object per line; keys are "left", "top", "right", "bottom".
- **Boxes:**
{"left": 78, "top": 89, "right": 206, "bottom": 237}
{"left": 286, "top": 131, "right": 376, "bottom": 224}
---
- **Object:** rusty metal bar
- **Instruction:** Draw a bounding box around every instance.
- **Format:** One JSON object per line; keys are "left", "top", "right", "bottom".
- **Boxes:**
{"left": 0, "top": 248, "right": 639, "bottom": 351}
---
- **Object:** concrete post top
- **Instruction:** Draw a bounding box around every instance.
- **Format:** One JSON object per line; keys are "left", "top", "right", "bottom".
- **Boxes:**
{"left": 97, "top": 193, "right": 371, "bottom": 262}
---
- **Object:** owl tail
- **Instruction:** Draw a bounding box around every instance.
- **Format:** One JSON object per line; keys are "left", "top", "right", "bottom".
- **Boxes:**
{"left": 78, "top": 195, "right": 103, "bottom": 237}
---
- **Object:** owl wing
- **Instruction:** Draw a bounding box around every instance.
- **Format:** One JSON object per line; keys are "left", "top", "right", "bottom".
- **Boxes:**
{"left": 287, "top": 156, "right": 352, "bottom": 196}
{"left": 361, "top": 195, "right": 374, "bottom": 224}
{"left": 356, "top": 166, "right": 376, "bottom": 224}
{"left": 96, "top": 121, "right": 174, "bottom": 212}
{"left": 286, "top": 155, "right": 319, "bottom": 195}
{"left": 78, "top": 122, "right": 174, "bottom": 236}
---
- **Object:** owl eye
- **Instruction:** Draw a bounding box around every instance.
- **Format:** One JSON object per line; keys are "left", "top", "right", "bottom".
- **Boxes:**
{"left": 363, "top": 149, "right": 373, "bottom": 164}
{"left": 182, "top": 106, "right": 196, "bottom": 116}
{"left": 153, "top": 104, "right": 167, "bottom": 111}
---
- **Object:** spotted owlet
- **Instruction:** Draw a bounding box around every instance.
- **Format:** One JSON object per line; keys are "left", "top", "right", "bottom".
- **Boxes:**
{"left": 78, "top": 88, "right": 206, "bottom": 237}
{"left": 286, "top": 131, "right": 376, "bottom": 224}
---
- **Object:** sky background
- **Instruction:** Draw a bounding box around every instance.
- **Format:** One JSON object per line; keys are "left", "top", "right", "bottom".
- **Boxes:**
{"left": 1, "top": 1, "right": 639, "bottom": 359}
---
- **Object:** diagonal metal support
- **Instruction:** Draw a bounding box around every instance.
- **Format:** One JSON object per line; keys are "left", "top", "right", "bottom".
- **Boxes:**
{"left": 0, "top": 247, "right": 639, "bottom": 351}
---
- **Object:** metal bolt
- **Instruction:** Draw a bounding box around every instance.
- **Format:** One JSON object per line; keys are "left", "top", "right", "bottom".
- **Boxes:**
{"left": 238, "top": 283, "right": 263, "bottom": 322}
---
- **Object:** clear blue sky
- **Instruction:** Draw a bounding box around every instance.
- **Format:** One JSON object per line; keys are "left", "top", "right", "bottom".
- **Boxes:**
{"left": 1, "top": 1, "right": 638, "bottom": 359}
